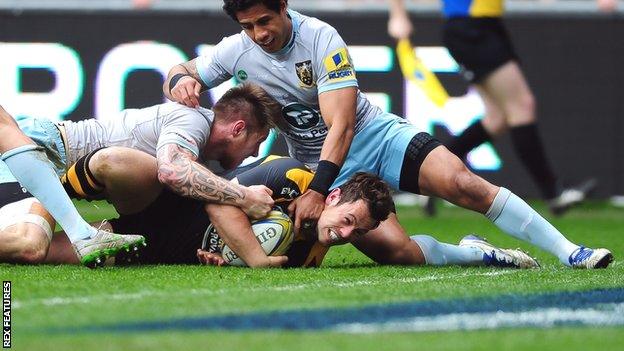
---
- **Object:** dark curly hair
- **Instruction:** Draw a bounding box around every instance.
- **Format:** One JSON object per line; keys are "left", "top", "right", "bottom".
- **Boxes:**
{"left": 337, "top": 172, "right": 394, "bottom": 227}
{"left": 223, "top": 0, "right": 287, "bottom": 21}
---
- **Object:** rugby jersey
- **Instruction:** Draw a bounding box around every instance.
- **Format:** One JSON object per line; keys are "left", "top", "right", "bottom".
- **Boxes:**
{"left": 442, "top": 0, "right": 504, "bottom": 18}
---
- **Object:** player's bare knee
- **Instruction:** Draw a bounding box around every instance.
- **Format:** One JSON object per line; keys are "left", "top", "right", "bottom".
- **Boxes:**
{"left": 3, "top": 225, "right": 49, "bottom": 263}
{"left": 89, "top": 147, "right": 121, "bottom": 180}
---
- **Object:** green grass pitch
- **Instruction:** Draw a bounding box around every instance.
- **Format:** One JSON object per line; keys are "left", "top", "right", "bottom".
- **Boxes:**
{"left": 2, "top": 199, "right": 624, "bottom": 350}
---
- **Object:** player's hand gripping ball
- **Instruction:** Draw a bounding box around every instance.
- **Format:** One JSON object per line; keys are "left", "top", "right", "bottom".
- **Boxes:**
{"left": 221, "top": 210, "right": 294, "bottom": 266}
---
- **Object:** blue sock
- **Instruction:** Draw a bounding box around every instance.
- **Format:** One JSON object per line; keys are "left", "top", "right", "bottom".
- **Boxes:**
{"left": 485, "top": 187, "right": 578, "bottom": 266}
{"left": 410, "top": 235, "right": 484, "bottom": 266}
{"left": 1, "top": 145, "right": 97, "bottom": 242}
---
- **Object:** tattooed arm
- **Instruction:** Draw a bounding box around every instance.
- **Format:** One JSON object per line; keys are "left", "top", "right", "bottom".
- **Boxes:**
{"left": 156, "top": 143, "right": 274, "bottom": 219}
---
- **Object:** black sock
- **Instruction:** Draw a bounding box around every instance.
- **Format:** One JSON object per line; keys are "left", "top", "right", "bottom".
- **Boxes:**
{"left": 510, "top": 124, "right": 559, "bottom": 199}
{"left": 61, "top": 148, "right": 105, "bottom": 200}
{"left": 446, "top": 120, "right": 491, "bottom": 159}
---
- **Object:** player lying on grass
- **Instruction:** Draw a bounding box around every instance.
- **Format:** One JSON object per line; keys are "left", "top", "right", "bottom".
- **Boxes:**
{"left": 166, "top": 0, "right": 612, "bottom": 269}
{"left": 46, "top": 155, "right": 541, "bottom": 269}
{"left": 0, "top": 84, "right": 280, "bottom": 266}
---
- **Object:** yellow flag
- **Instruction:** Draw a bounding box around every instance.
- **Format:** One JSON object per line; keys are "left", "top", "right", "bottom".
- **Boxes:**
{"left": 396, "top": 39, "right": 449, "bottom": 107}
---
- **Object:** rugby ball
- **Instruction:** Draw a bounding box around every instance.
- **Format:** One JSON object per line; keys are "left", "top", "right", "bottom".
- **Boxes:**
{"left": 221, "top": 210, "right": 294, "bottom": 266}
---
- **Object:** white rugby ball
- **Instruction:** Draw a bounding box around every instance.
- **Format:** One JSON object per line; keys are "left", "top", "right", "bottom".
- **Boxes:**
{"left": 221, "top": 210, "right": 294, "bottom": 266}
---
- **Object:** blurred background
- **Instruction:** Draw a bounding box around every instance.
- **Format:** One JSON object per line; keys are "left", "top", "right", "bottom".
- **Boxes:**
{"left": 0, "top": 0, "right": 622, "bottom": 200}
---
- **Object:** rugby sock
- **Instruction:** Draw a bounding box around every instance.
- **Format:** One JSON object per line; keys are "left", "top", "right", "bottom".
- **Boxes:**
{"left": 61, "top": 149, "right": 105, "bottom": 200}
{"left": 1, "top": 144, "right": 97, "bottom": 242}
{"left": 410, "top": 235, "right": 485, "bottom": 266}
{"left": 485, "top": 187, "right": 579, "bottom": 266}
{"left": 446, "top": 120, "right": 491, "bottom": 160}
{"left": 510, "top": 124, "right": 559, "bottom": 199}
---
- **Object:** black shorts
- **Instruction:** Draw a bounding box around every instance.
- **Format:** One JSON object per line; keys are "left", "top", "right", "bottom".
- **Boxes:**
{"left": 443, "top": 17, "right": 518, "bottom": 83}
{"left": 399, "top": 132, "right": 442, "bottom": 194}
{"left": 0, "top": 182, "right": 33, "bottom": 207}
{"left": 109, "top": 190, "right": 208, "bottom": 265}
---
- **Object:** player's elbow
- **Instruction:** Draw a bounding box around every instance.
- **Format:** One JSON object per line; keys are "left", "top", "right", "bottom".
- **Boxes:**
{"left": 156, "top": 162, "right": 180, "bottom": 189}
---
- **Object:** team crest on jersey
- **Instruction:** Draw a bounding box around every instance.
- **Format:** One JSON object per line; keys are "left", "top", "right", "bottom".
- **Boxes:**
{"left": 295, "top": 60, "right": 314, "bottom": 87}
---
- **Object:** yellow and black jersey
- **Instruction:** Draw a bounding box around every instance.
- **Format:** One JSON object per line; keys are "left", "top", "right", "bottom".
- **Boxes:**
{"left": 110, "top": 155, "right": 329, "bottom": 267}
{"left": 442, "top": 0, "right": 504, "bottom": 18}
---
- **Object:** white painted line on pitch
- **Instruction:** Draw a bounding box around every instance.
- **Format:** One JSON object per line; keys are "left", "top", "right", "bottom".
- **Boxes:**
{"left": 12, "top": 270, "right": 518, "bottom": 309}
{"left": 334, "top": 302, "right": 624, "bottom": 333}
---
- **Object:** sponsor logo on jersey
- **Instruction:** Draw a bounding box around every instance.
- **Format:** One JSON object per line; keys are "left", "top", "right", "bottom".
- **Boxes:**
{"left": 237, "top": 69, "right": 248, "bottom": 81}
{"left": 282, "top": 102, "right": 320, "bottom": 130}
{"left": 328, "top": 68, "right": 353, "bottom": 80}
{"left": 295, "top": 60, "right": 314, "bottom": 87}
{"left": 323, "top": 48, "right": 356, "bottom": 83}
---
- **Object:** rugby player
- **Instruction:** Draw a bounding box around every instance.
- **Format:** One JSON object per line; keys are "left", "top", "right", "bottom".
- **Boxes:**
{"left": 1, "top": 106, "right": 144, "bottom": 267}
{"left": 164, "top": 0, "right": 613, "bottom": 268}
{"left": 0, "top": 83, "right": 279, "bottom": 266}
{"left": 46, "top": 156, "right": 539, "bottom": 269}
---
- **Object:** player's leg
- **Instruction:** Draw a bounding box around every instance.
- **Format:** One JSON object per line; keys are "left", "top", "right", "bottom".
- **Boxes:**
{"left": 478, "top": 62, "right": 561, "bottom": 198}
{"left": 62, "top": 147, "right": 162, "bottom": 215}
{"left": 46, "top": 220, "right": 142, "bottom": 266}
{"left": 351, "top": 213, "right": 482, "bottom": 266}
{"left": 0, "top": 107, "right": 101, "bottom": 244}
{"left": 447, "top": 88, "right": 508, "bottom": 160}
{"left": 0, "top": 183, "right": 54, "bottom": 264}
{"left": 352, "top": 205, "right": 537, "bottom": 268}
{"left": 45, "top": 230, "right": 80, "bottom": 264}
{"left": 1, "top": 112, "right": 146, "bottom": 267}
{"left": 411, "top": 144, "right": 612, "bottom": 268}
{"left": 478, "top": 63, "right": 594, "bottom": 214}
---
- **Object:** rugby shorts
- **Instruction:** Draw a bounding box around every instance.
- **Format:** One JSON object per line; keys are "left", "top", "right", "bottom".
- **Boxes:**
{"left": 443, "top": 17, "right": 518, "bottom": 83}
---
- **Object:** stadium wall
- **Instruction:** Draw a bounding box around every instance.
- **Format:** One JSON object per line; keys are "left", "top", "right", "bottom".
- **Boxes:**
{"left": 0, "top": 10, "right": 622, "bottom": 198}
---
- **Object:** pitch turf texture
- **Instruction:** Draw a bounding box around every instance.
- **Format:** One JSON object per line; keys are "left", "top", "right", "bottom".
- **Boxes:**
{"left": 3, "top": 200, "right": 624, "bottom": 350}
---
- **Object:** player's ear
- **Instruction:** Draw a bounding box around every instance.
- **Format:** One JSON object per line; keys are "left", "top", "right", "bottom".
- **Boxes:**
{"left": 232, "top": 120, "right": 246, "bottom": 136}
{"left": 326, "top": 188, "right": 341, "bottom": 206}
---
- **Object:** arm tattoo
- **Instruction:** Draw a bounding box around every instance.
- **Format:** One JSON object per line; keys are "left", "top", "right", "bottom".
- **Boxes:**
{"left": 157, "top": 144, "right": 245, "bottom": 204}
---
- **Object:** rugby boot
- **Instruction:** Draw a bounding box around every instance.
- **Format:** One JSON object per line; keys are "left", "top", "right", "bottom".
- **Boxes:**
{"left": 73, "top": 221, "right": 146, "bottom": 268}
{"left": 459, "top": 235, "right": 540, "bottom": 269}
{"left": 568, "top": 246, "right": 613, "bottom": 269}
{"left": 549, "top": 178, "right": 597, "bottom": 216}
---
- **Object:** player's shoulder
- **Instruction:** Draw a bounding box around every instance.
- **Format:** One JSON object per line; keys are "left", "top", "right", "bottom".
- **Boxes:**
{"left": 159, "top": 102, "right": 213, "bottom": 123}
{"left": 292, "top": 10, "right": 340, "bottom": 44}
{"left": 216, "top": 32, "right": 255, "bottom": 54}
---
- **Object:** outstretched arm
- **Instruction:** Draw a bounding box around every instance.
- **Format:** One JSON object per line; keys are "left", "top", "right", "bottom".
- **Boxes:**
{"left": 288, "top": 87, "right": 357, "bottom": 233}
{"left": 156, "top": 143, "right": 274, "bottom": 219}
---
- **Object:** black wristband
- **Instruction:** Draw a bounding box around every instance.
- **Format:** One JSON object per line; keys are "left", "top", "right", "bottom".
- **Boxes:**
{"left": 169, "top": 73, "right": 190, "bottom": 94}
{"left": 308, "top": 160, "right": 340, "bottom": 196}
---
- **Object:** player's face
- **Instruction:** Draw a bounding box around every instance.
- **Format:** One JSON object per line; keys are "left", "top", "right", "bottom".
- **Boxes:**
{"left": 219, "top": 130, "right": 268, "bottom": 170}
{"left": 236, "top": 2, "right": 292, "bottom": 53}
{"left": 315, "top": 191, "right": 378, "bottom": 247}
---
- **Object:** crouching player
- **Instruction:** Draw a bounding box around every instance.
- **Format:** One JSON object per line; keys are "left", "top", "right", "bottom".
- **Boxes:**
{"left": 46, "top": 155, "right": 542, "bottom": 269}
